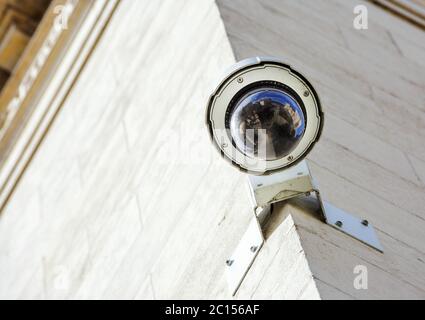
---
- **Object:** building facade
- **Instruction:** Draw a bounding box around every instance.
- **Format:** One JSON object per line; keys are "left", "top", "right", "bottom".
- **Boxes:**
{"left": 0, "top": 0, "right": 424, "bottom": 299}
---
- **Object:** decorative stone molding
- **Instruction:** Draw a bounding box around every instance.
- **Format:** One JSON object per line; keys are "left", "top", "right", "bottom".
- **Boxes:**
{"left": 0, "top": 0, "right": 51, "bottom": 88}
{"left": 0, "top": 0, "right": 77, "bottom": 136}
{"left": 371, "top": 0, "right": 425, "bottom": 29}
{"left": 0, "top": 0, "right": 120, "bottom": 211}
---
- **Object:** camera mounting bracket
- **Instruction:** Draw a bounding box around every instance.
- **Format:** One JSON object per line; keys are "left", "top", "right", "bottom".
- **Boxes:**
{"left": 225, "top": 160, "right": 383, "bottom": 296}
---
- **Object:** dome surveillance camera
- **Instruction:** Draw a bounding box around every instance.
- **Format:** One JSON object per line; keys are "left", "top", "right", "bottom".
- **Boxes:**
{"left": 210, "top": 58, "right": 382, "bottom": 297}
{"left": 207, "top": 57, "right": 324, "bottom": 175}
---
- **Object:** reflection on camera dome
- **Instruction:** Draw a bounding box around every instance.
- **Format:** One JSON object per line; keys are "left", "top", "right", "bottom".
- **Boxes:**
{"left": 229, "top": 87, "right": 306, "bottom": 160}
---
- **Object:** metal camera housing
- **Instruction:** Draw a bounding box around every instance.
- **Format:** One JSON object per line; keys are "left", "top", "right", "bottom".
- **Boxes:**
{"left": 207, "top": 56, "right": 324, "bottom": 175}
{"left": 207, "top": 57, "right": 382, "bottom": 296}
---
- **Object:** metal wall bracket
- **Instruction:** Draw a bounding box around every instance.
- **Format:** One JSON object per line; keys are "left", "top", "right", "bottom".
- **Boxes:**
{"left": 226, "top": 160, "right": 383, "bottom": 296}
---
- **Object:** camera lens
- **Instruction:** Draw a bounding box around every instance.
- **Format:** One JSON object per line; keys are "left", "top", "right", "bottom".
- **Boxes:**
{"left": 229, "top": 86, "right": 306, "bottom": 160}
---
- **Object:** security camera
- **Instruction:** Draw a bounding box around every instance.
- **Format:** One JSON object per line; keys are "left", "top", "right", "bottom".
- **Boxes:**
{"left": 209, "top": 57, "right": 382, "bottom": 296}
{"left": 207, "top": 56, "right": 324, "bottom": 175}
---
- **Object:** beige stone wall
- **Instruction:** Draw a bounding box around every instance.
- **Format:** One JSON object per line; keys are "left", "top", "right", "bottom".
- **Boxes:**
{"left": 0, "top": 0, "right": 240, "bottom": 299}
{"left": 0, "top": 0, "right": 424, "bottom": 300}
{"left": 218, "top": 0, "right": 425, "bottom": 299}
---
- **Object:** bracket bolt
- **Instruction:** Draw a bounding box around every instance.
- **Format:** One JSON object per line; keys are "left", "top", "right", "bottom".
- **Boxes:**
{"left": 250, "top": 246, "right": 258, "bottom": 253}
{"left": 362, "top": 220, "right": 369, "bottom": 227}
{"left": 226, "top": 259, "right": 234, "bottom": 266}
{"left": 335, "top": 221, "right": 343, "bottom": 228}
{"left": 255, "top": 207, "right": 264, "bottom": 216}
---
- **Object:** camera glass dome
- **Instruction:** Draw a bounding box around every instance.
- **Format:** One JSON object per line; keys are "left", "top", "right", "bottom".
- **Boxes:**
{"left": 228, "top": 85, "right": 306, "bottom": 160}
